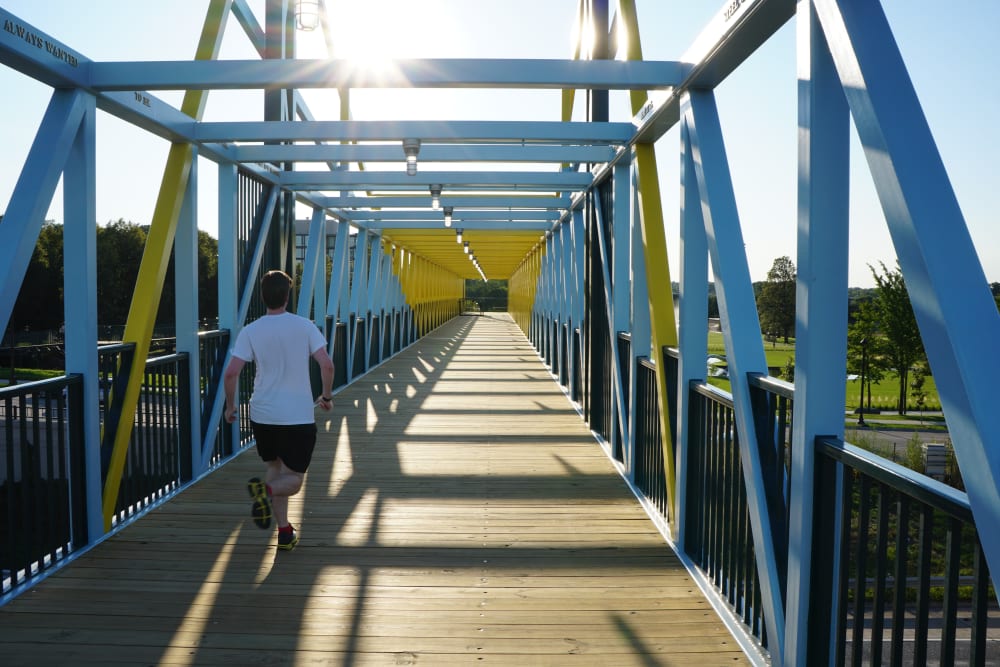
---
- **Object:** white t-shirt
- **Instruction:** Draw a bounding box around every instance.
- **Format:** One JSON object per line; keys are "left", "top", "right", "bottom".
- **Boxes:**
{"left": 231, "top": 311, "right": 327, "bottom": 425}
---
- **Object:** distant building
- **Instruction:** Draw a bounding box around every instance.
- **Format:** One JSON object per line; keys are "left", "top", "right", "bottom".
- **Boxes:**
{"left": 294, "top": 218, "right": 353, "bottom": 266}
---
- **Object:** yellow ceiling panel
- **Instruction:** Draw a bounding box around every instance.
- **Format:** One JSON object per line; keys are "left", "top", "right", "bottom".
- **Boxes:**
{"left": 383, "top": 228, "right": 545, "bottom": 280}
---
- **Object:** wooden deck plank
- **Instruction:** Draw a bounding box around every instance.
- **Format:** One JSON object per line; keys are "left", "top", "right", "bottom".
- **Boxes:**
{"left": 0, "top": 314, "right": 749, "bottom": 666}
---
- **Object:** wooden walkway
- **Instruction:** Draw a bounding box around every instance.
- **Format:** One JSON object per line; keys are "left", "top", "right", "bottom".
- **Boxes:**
{"left": 0, "top": 314, "right": 749, "bottom": 666}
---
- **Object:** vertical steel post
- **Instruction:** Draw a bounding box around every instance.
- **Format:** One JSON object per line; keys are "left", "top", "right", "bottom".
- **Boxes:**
{"left": 62, "top": 92, "right": 100, "bottom": 543}
{"left": 175, "top": 149, "right": 201, "bottom": 482}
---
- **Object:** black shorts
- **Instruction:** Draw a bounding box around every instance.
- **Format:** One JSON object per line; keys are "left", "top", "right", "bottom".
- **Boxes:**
{"left": 250, "top": 421, "right": 317, "bottom": 474}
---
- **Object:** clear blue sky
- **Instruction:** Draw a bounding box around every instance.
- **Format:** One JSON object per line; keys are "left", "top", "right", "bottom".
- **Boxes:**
{"left": 1, "top": 1, "right": 998, "bottom": 288}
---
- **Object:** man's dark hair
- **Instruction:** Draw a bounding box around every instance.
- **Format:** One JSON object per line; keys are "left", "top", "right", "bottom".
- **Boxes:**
{"left": 260, "top": 270, "right": 292, "bottom": 309}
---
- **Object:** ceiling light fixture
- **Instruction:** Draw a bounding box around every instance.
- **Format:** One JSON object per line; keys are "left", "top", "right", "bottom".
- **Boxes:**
{"left": 294, "top": 0, "right": 320, "bottom": 31}
{"left": 403, "top": 138, "right": 420, "bottom": 176}
{"left": 443, "top": 206, "right": 453, "bottom": 227}
{"left": 430, "top": 185, "right": 441, "bottom": 209}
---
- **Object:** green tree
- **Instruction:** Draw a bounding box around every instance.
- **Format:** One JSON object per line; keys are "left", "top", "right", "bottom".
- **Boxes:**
{"left": 9, "top": 221, "right": 64, "bottom": 333}
{"left": 96, "top": 220, "right": 147, "bottom": 328}
{"left": 847, "top": 299, "right": 887, "bottom": 411}
{"left": 870, "top": 261, "right": 925, "bottom": 414}
{"left": 909, "top": 362, "right": 929, "bottom": 412}
{"left": 6, "top": 219, "right": 221, "bottom": 337}
{"left": 757, "top": 256, "right": 796, "bottom": 343}
{"left": 197, "top": 230, "right": 219, "bottom": 326}
{"left": 465, "top": 279, "right": 508, "bottom": 310}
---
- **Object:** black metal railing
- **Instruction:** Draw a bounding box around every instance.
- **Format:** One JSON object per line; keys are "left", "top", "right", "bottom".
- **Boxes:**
{"left": 590, "top": 322, "right": 614, "bottom": 446}
{"left": 109, "top": 353, "right": 192, "bottom": 527}
{"left": 369, "top": 314, "right": 381, "bottom": 367}
{"left": 1, "top": 375, "right": 86, "bottom": 596}
{"left": 572, "top": 328, "right": 582, "bottom": 403}
{"left": 633, "top": 357, "right": 668, "bottom": 522}
{"left": 383, "top": 311, "right": 392, "bottom": 359}
{"left": 331, "top": 321, "right": 348, "bottom": 389}
{"left": 686, "top": 381, "right": 769, "bottom": 648}
{"left": 96, "top": 342, "right": 137, "bottom": 479}
{"left": 393, "top": 310, "right": 402, "bottom": 354}
{"left": 548, "top": 319, "right": 557, "bottom": 376}
{"left": 748, "top": 373, "right": 794, "bottom": 543}
{"left": 559, "top": 323, "right": 569, "bottom": 389}
{"left": 197, "top": 330, "right": 230, "bottom": 457}
{"left": 462, "top": 296, "right": 508, "bottom": 313}
{"left": 352, "top": 318, "right": 367, "bottom": 377}
{"left": 614, "top": 332, "right": 631, "bottom": 463}
{"left": 812, "top": 437, "right": 999, "bottom": 666}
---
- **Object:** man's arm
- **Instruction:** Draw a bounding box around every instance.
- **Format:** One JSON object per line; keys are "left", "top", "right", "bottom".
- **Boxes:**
{"left": 223, "top": 356, "right": 247, "bottom": 423}
{"left": 312, "top": 347, "right": 335, "bottom": 411}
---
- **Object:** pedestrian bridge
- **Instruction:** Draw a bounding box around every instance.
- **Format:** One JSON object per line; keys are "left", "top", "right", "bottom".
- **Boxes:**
{"left": 0, "top": 315, "right": 753, "bottom": 665}
{"left": 1, "top": 1, "right": 999, "bottom": 665}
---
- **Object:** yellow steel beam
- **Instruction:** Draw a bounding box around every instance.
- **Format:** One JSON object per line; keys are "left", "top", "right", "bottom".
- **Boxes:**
{"left": 619, "top": 0, "right": 680, "bottom": 513}
{"left": 510, "top": 242, "right": 544, "bottom": 335}
{"left": 102, "top": 0, "right": 232, "bottom": 529}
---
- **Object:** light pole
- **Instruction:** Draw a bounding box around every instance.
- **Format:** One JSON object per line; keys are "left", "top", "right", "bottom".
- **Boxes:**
{"left": 857, "top": 337, "right": 867, "bottom": 427}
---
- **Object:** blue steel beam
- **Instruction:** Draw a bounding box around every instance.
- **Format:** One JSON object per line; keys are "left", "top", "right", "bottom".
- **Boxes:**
{"left": 0, "top": 9, "right": 87, "bottom": 88}
{"left": 1, "top": 9, "right": 614, "bottom": 223}
{"left": 350, "top": 210, "right": 559, "bottom": 222}
{"left": 200, "top": 182, "right": 279, "bottom": 474}
{"left": 632, "top": 0, "right": 795, "bottom": 145}
{"left": 358, "top": 222, "right": 552, "bottom": 232}
{"left": 0, "top": 89, "right": 89, "bottom": 339}
{"left": 214, "top": 163, "right": 240, "bottom": 453}
{"left": 365, "top": 234, "right": 383, "bottom": 355}
{"left": 312, "top": 219, "right": 328, "bottom": 335}
{"left": 676, "top": 120, "right": 710, "bottom": 550}
{"left": 192, "top": 120, "right": 634, "bottom": 143}
{"left": 175, "top": 150, "right": 202, "bottom": 481}
{"left": 61, "top": 92, "right": 101, "bottom": 544}
{"left": 347, "top": 231, "right": 372, "bottom": 377}
{"left": 627, "top": 161, "right": 651, "bottom": 484}
{"left": 229, "top": 144, "right": 619, "bottom": 164}
{"left": 231, "top": 0, "right": 265, "bottom": 56}
{"left": 326, "top": 219, "right": 351, "bottom": 337}
{"left": 0, "top": 6, "right": 320, "bottom": 225}
{"left": 552, "top": 226, "right": 567, "bottom": 378}
{"left": 814, "top": 0, "right": 1000, "bottom": 599}
{"left": 318, "top": 196, "right": 572, "bottom": 209}
{"left": 236, "top": 187, "right": 279, "bottom": 327}
{"left": 683, "top": 89, "right": 786, "bottom": 664}
{"left": 612, "top": 162, "right": 632, "bottom": 457}
{"left": 86, "top": 58, "right": 687, "bottom": 91}
{"left": 593, "top": 188, "right": 629, "bottom": 455}
{"left": 784, "top": 3, "right": 851, "bottom": 663}
{"left": 278, "top": 170, "right": 593, "bottom": 190}
{"left": 297, "top": 208, "right": 326, "bottom": 321}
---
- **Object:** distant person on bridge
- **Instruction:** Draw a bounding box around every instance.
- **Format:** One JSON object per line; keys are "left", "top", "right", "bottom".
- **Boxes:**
{"left": 222, "top": 270, "right": 335, "bottom": 551}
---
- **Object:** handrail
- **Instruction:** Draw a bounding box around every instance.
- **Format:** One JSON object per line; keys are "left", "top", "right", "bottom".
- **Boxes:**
{"left": 691, "top": 379, "right": 735, "bottom": 407}
{"left": 816, "top": 436, "right": 972, "bottom": 521}
{"left": 0, "top": 375, "right": 76, "bottom": 396}
{"left": 747, "top": 372, "right": 794, "bottom": 401}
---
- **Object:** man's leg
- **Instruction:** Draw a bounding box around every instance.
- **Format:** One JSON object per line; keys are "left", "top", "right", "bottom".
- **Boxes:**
{"left": 264, "top": 458, "right": 304, "bottom": 528}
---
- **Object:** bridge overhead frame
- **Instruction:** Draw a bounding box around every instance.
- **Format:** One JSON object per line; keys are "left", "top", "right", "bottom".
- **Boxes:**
{"left": 1, "top": 0, "right": 999, "bottom": 663}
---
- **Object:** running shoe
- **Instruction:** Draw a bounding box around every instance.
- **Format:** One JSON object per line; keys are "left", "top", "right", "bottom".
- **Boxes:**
{"left": 277, "top": 525, "right": 299, "bottom": 551}
{"left": 247, "top": 477, "right": 272, "bottom": 530}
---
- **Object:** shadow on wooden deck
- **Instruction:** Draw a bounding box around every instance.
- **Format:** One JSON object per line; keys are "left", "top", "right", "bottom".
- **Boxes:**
{"left": 0, "top": 314, "right": 749, "bottom": 666}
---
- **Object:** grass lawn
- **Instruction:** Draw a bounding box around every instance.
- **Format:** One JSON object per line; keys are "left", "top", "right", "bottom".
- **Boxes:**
{"left": 703, "top": 332, "right": 941, "bottom": 413}
{"left": 1, "top": 368, "right": 65, "bottom": 384}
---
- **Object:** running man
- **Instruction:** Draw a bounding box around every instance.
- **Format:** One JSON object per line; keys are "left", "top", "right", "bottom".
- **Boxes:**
{"left": 223, "top": 270, "right": 335, "bottom": 550}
